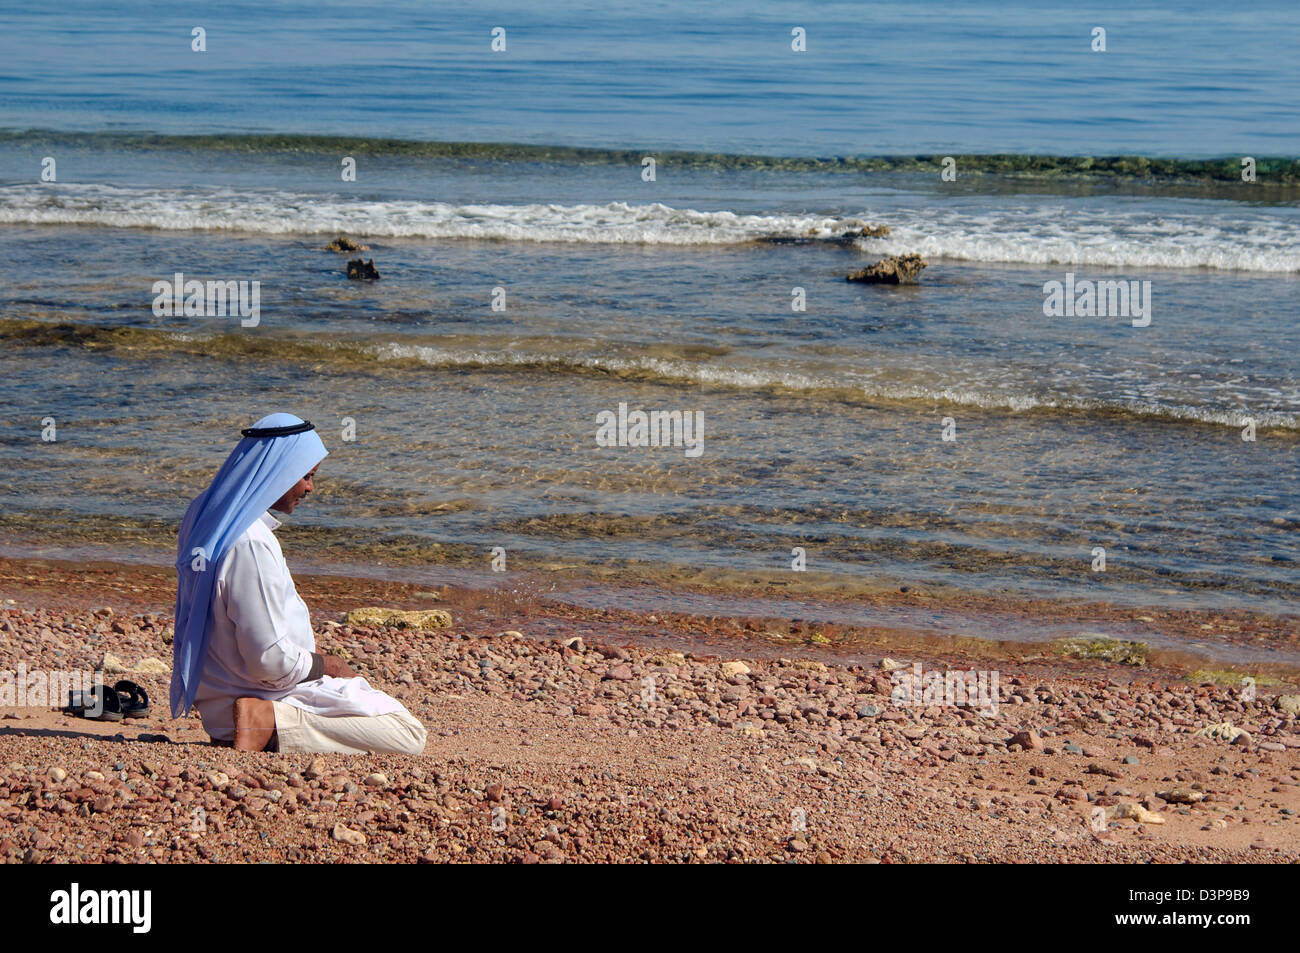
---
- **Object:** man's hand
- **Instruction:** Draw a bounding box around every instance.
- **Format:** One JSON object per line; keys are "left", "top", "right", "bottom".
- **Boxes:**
{"left": 320, "top": 654, "right": 358, "bottom": 679}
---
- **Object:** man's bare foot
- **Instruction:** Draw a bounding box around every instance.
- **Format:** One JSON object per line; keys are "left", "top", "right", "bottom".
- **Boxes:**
{"left": 232, "top": 697, "right": 277, "bottom": 752}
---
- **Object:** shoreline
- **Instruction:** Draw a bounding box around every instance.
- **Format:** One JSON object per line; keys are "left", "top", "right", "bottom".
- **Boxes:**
{"left": 1, "top": 553, "right": 1296, "bottom": 681}
{"left": 0, "top": 554, "right": 1297, "bottom": 863}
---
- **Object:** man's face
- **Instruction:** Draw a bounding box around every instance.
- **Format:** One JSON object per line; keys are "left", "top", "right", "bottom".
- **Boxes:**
{"left": 271, "top": 464, "right": 319, "bottom": 514}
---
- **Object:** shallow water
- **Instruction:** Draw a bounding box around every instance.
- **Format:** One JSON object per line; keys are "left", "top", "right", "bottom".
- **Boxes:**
{"left": 1, "top": 3, "right": 1296, "bottom": 633}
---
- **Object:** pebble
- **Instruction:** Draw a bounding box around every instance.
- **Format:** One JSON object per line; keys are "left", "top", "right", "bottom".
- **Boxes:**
{"left": 332, "top": 823, "right": 366, "bottom": 846}
{"left": 1008, "top": 730, "right": 1043, "bottom": 752}
{"left": 46, "top": 767, "right": 67, "bottom": 783}
{"left": 364, "top": 772, "right": 388, "bottom": 787}
{"left": 1113, "top": 803, "right": 1166, "bottom": 824}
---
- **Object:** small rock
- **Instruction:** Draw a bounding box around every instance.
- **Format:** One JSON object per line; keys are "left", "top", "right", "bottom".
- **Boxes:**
{"left": 324, "top": 235, "right": 369, "bottom": 252}
{"left": 1007, "top": 730, "right": 1043, "bottom": 752}
{"left": 46, "top": 767, "right": 67, "bottom": 783}
{"left": 346, "top": 258, "right": 381, "bottom": 281}
{"left": 363, "top": 772, "right": 388, "bottom": 787}
{"left": 846, "top": 254, "right": 927, "bottom": 285}
{"left": 133, "top": 657, "right": 169, "bottom": 674}
{"left": 1112, "top": 803, "right": 1165, "bottom": 824}
{"left": 304, "top": 758, "right": 327, "bottom": 781}
{"left": 719, "top": 661, "right": 750, "bottom": 677}
{"left": 878, "top": 658, "right": 905, "bottom": 672}
{"left": 100, "top": 653, "right": 127, "bottom": 675}
{"left": 1193, "top": 722, "right": 1246, "bottom": 743}
{"left": 345, "top": 607, "right": 449, "bottom": 629}
{"left": 332, "top": 823, "right": 366, "bottom": 846}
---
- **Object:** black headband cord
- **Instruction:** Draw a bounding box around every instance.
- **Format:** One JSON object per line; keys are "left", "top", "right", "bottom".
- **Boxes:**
{"left": 240, "top": 420, "right": 316, "bottom": 438}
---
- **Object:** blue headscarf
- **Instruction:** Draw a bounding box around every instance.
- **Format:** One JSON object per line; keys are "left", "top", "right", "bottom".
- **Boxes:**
{"left": 170, "top": 413, "right": 328, "bottom": 718}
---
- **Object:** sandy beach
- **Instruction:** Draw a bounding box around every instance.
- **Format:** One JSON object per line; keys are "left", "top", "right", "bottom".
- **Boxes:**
{"left": 0, "top": 556, "right": 1296, "bottom": 864}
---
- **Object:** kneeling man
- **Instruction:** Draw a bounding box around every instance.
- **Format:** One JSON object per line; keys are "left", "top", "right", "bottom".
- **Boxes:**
{"left": 171, "top": 413, "right": 426, "bottom": 755}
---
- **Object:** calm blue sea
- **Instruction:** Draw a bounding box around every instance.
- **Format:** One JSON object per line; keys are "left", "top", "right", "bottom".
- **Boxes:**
{"left": 1, "top": 0, "right": 1297, "bottom": 156}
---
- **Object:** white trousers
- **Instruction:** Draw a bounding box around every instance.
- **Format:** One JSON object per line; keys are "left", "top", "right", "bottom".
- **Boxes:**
{"left": 271, "top": 700, "right": 427, "bottom": 755}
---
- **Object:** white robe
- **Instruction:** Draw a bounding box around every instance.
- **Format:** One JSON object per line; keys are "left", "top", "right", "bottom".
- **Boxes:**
{"left": 194, "top": 512, "right": 405, "bottom": 741}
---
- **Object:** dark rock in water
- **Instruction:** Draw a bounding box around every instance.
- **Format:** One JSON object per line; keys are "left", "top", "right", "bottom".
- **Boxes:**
{"left": 347, "top": 258, "right": 381, "bottom": 280}
{"left": 846, "top": 254, "right": 927, "bottom": 284}
{"left": 325, "top": 235, "right": 369, "bottom": 252}
{"left": 763, "top": 221, "right": 889, "bottom": 246}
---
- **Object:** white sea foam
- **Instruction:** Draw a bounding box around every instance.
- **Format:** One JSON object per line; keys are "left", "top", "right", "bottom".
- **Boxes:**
{"left": 4, "top": 184, "right": 1299, "bottom": 272}
{"left": 858, "top": 204, "right": 1300, "bottom": 273}
{"left": 0, "top": 184, "right": 860, "bottom": 245}
{"left": 366, "top": 341, "right": 1299, "bottom": 429}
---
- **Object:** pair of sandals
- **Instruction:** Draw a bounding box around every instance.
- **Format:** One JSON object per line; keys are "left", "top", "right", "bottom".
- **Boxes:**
{"left": 62, "top": 680, "right": 150, "bottom": 722}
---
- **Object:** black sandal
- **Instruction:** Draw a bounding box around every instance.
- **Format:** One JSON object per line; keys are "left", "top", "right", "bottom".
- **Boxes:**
{"left": 80, "top": 683, "right": 124, "bottom": 722}
{"left": 113, "top": 680, "right": 150, "bottom": 719}
{"left": 61, "top": 689, "right": 94, "bottom": 716}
